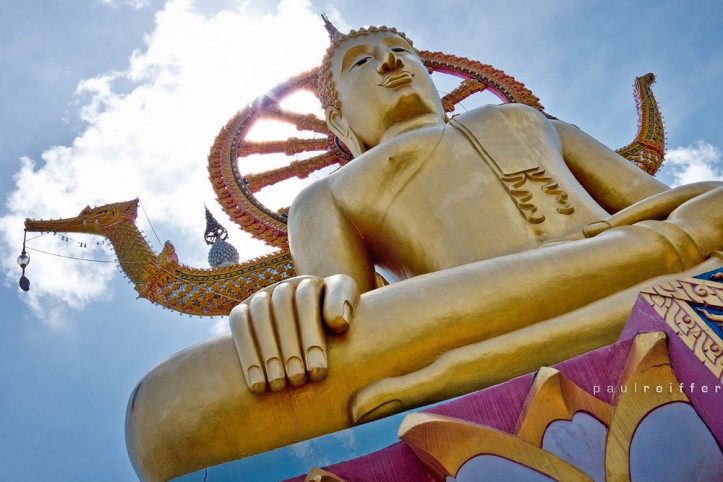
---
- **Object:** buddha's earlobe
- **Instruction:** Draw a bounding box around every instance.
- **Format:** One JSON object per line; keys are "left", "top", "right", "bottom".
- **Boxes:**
{"left": 325, "top": 107, "right": 365, "bottom": 158}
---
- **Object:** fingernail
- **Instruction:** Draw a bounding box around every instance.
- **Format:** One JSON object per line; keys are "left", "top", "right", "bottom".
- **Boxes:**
{"left": 286, "top": 356, "right": 307, "bottom": 387}
{"left": 343, "top": 300, "right": 353, "bottom": 325}
{"left": 247, "top": 365, "right": 266, "bottom": 394}
{"left": 266, "top": 358, "right": 286, "bottom": 392}
{"left": 306, "top": 346, "right": 327, "bottom": 382}
{"left": 328, "top": 301, "right": 353, "bottom": 334}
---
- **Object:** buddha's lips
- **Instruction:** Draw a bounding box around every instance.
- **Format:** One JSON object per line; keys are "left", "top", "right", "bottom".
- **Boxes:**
{"left": 379, "top": 71, "right": 414, "bottom": 88}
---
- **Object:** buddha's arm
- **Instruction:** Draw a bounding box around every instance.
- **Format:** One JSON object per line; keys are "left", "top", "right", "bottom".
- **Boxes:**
{"left": 553, "top": 121, "right": 723, "bottom": 237}
{"left": 229, "top": 181, "right": 373, "bottom": 393}
{"left": 553, "top": 120, "right": 669, "bottom": 212}
{"left": 289, "top": 180, "right": 377, "bottom": 292}
{"left": 584, "top": 181, "right": 723, "bottom": 237}
{"left": 553, "top": 119, "right": 723, "bottom": 234}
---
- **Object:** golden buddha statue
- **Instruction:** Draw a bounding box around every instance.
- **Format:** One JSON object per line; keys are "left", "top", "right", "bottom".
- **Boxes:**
{"left": 126, "top": 19, "right": 723, "bottom": 482}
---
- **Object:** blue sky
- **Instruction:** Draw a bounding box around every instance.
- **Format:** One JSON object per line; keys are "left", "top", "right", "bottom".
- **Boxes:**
{"left": 1, "top": 1, "right": 722, "bottom": 481}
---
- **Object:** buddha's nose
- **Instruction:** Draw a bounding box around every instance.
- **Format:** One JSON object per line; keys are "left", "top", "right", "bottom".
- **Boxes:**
{"left": 377, "top": 51, "right": 403, "bottom": 73}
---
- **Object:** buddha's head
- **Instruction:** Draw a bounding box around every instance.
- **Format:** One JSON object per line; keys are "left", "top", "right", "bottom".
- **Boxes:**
{"left": 318, "top": 17, "right": 445, "bottom": 156}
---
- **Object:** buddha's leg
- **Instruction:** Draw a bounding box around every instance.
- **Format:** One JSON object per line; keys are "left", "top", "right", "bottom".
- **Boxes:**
{"left": 350, "top": 255, "right": 723, "bottom": 423}
{"left": 351, "top": 187, "right": 723, "bottom": 422}
{"left": 127, "top": 189, "right": 723, "bottom": 481}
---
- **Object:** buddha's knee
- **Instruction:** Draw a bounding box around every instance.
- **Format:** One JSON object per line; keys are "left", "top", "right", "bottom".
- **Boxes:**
{"left": 631, "top": 220, "right": 705, "bottom": 270}
{"left": 666, "top": 186, "right": 723, "bottom": 255}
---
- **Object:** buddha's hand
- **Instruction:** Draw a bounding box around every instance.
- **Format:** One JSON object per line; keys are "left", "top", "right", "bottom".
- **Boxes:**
{"left": 229, "top": 274, "right": 359, "bottom": 394}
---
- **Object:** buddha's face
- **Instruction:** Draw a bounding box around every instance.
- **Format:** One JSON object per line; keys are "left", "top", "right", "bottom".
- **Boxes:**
{"left": 328, "top": 31, "right": 444, "bottom": 150}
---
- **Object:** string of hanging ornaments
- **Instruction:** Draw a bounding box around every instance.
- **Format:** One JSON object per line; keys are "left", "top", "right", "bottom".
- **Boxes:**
{"left": 17, "top": 230, "right": 30, "bottom": 291}
{"left": 16, "top": 229, "right": 114, "bottom": 292}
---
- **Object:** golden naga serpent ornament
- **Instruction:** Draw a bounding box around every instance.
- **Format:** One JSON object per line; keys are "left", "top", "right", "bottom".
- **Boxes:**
{"left": 25, "top": 55, "right": 666, "bottom": 316}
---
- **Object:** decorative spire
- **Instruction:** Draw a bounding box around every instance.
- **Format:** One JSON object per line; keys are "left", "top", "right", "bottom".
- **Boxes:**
{"left": 321, "top": 13, "right": 343, "bottom": 43}
{"left": 204, "top": 206, "right": 239, "bottom": 268}
{"left": 204, "top": 205, "right": 228, "bottom": 245}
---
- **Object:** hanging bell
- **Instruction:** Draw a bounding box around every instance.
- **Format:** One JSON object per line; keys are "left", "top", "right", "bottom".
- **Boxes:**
{"left": 17, "top": 253, "right": 30, "bottom": 269}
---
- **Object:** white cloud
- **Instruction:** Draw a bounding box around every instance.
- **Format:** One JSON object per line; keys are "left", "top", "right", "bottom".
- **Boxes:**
{"left": 98, "top": 0, "right": 153, "bottom": 9}
{"left": 665, "top": 141, "right": 723, "bottom": 187}
{"left": 332, "top": 430, "right": 358, "bottom": 452}
{"left": 289, "top": 439, "right": 331, "bottom": 468}
{"left": 1, "top": 0, "right": 328, "bottom": 327}
{"left": 210, "top": 317, "right": 231, "bottom": 336}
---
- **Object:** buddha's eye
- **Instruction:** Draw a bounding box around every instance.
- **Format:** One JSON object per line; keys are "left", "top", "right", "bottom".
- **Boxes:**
{"left": 351, "top": 56, "right": 371, "bottom": 70}
{"left": 391, "top": 47, "right": 409, "bottom": 54}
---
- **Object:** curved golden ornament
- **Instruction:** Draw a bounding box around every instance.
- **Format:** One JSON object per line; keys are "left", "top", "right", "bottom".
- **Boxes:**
{"left": 514, "top": 366, "right": 613, "bottom": 447}
{"left": 304, "top": 467, "right": 347, "bottom": 482}
{"left": 24, "top": 200, "right": 294, "bottom": 316}
{"left": 399, "top": 412, "right": 592, "bottom": 481}
{"left": 615, "top": 73, "right": 666, "bottom": 175}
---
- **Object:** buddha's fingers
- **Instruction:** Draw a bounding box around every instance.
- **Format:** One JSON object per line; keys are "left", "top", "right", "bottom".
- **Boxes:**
{"left": 271, "top": 282, "right": 307, "bottom": 387}
{"left": 248, "top": 291, "right": 286, "bottom": 392}
{"left": 228, "top": 274, "right": 357, "bottom": 394}
{"left": 228, "top": 303, "right": 267, "bottom": 394}
{"left": 322, "top": 274, "right": 359, "bottom": 334}
{"left": 296, "top": 277, "right": 327, "bottom": 382}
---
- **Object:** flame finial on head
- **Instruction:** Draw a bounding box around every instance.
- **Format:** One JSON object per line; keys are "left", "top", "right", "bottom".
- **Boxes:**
{"left": 321, "top": 13, "right": 344, "bottom": 42}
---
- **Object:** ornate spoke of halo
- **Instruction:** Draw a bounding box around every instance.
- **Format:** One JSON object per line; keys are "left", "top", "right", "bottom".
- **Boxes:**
{"left": 236, "top": 137, "right": 328, "bottom": 157}
{"left": 244, "top": 151, "right": 341, "bottom": 193}
{"left": 263, "top": 105, "right": 329, "bottom": 133}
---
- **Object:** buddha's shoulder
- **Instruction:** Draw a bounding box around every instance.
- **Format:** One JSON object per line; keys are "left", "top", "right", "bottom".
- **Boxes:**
{"left": 456, "top": 103, "right": 550, "bottom": 126}
{"left": 290, "top": 177, "right": 336, "bottom": 217}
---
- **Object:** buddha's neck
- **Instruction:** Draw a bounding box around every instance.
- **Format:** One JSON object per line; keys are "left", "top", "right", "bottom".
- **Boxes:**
{"left": 378, "top": 114, "right": 446, "bottom": 145}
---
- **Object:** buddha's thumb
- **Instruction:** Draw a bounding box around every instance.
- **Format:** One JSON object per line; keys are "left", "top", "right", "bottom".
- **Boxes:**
{"left": 323, "top": 274, "right": 360, "bottom": 333}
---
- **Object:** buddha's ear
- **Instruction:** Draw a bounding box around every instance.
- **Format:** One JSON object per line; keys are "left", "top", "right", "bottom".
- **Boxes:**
{"left": 325, "top": 107, "right": 365, "bottom": 158}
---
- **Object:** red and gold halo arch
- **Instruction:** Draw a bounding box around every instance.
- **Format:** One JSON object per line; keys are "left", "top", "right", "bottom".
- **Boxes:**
{"left": 208, "top": 52, "right": 665, "bottom": 251}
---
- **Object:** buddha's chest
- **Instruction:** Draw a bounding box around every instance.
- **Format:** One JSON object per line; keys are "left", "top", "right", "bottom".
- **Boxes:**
{"left": 329, "top": 109, "right": 606, "bottom": 273}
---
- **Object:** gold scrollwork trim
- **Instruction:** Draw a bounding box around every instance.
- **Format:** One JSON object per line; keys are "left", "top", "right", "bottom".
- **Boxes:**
{"left": 642, "top": 290, "right": 723, "bottom": 382}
